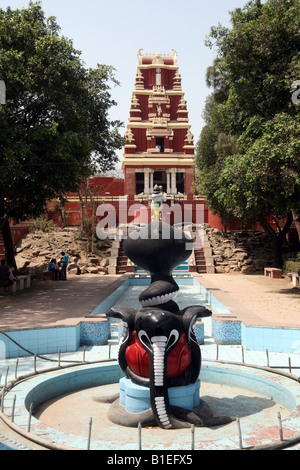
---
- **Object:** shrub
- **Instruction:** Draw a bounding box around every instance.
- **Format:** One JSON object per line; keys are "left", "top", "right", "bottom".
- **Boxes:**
{"left": 29, "top": 217, "right": 56, "bottom": 233}
{"left": 283, "top": 259, "right": 300, "bottom": 274}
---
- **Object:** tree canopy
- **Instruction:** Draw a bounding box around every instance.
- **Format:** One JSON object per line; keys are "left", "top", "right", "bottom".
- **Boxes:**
{"left": 0, "top": 2, "right": 123, "bottom": 266}
{"left": 196, "top": 0, "right": 300, "bottom": 266}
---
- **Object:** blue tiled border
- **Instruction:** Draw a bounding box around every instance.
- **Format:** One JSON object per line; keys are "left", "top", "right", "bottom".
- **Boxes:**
{"left": 211, "top": 316, "right": 300, "bottom": 353}
{"left": 0, "top": 326, "right": 80, "bottom": 358}
{"left": 0, "top": 319, "right": 110, "bottom": 358}
{"left": 241, "top": 324, "right": 300, "bottom": 354}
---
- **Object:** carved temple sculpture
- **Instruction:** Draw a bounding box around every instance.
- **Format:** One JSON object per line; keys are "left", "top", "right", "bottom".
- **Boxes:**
{"left": 106, "top": 221, "right": 234, "bottom": 429}
{"left": 151, "top": 185, "right": 167, "bottom": 220}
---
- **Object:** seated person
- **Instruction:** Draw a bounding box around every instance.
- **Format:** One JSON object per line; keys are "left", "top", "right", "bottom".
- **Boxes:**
{"left": 8, "top": 264, "right": 17, "bottom": 282}
{"left": 48, "top": 258, "right": 60, "bottom": 280}
{"left": 0, "top": 259, "right": 14, "bottom": 290}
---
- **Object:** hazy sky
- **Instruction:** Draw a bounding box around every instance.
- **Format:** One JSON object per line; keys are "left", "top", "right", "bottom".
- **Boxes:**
{"left": 1, "top": 0, "right": 250, "bottom": 167}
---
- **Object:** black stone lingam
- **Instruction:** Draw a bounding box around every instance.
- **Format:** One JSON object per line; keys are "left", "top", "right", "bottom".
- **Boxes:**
{"left": 105, "top": 221, "right": 234, "bottom": 429}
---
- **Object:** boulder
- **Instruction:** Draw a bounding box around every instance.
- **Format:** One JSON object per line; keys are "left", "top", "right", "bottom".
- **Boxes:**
{"left": 15, "top": 256, "right": 31, "bottom": 270}
{"left": 67, "top": 262, "right": 79, "bottom": 271}
{"left": 241, "top": 265, "right": 256, "bottom": 274}
{"left": 87, "top": 267, "right": 99, "bottom": 274}
{"left": 68, "top": 267, "right": 81, "bottom": 275}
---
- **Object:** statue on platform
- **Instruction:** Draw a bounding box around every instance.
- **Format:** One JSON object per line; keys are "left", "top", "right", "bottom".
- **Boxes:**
{"left": 106, "top": 221, "right": 234, "bottom": 429}
{"left": 151, "top": 185, "right": 166, "bottom": 220}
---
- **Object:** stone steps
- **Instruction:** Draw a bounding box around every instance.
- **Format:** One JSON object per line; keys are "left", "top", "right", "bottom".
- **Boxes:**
{"left": 116, "top": 242, "right": 127, "bottom": 274}
{"left": 194, "top": 248, "right": 207, "bottom": 273}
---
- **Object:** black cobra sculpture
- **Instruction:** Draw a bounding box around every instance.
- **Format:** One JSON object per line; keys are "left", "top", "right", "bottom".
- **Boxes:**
{"left": 106, "top": 221, "right": 233, "bottom": 429}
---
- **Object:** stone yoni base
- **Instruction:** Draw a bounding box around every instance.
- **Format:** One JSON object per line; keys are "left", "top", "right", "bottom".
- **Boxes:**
{"left": 119, "top": 377, "right": 200, "bottom": 414}
{"left": 107, "top": 377, "right": 233, "bottom": 429}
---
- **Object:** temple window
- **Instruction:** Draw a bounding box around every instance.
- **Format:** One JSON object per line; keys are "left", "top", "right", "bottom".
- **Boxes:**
{"left": 155, "top": 137, "right": 165, "bottom": 152}
{"left": 156, "top": 68, "right": 161, "bottom": 86}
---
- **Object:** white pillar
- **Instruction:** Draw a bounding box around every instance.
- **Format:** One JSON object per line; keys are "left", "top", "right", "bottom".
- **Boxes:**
{"left": 150, "top": 171, "right": 154, "bottom": 193}
{"left": 144, "top": 169, "right": 150, "bottom": 194}
{"left": 166, "top": 171, "right": 171, "bottom": 194}
{"left": 171, "top": 169, "right": 177, "bottom": 194}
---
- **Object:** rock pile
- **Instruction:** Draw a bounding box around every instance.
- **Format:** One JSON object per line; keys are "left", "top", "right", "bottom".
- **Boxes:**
{"left": 205, "top": 227, "right": 275, "bottom": 274}
{"left": 15, "top": 228, "right": 111, "bottom": 278}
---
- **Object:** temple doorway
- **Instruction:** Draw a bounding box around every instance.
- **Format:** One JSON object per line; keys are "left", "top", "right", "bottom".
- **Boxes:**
{"left": 176, "top": 172, "right": 185, "bottom": 194}
{"left": 153, "top": 171, "right": 167, "bottom": 192}
{"left": 136, "top": 172, "right": 144, "bottom": 194}
{"left": 155, "top": 137, "right": 165, "bottom": 153}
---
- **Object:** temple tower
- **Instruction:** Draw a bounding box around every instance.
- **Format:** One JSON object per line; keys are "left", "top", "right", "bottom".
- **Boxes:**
{"left": 122, "top": 50, "right": 195, "bottom": 196}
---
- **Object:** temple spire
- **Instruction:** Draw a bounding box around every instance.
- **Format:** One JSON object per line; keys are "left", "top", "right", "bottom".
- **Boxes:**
{"left": 123, "top": 50, "right": 195, "bottom": 197}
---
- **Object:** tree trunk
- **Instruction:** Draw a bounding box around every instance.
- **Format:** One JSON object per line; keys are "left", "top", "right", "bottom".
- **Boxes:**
{"left": 1, "top": 219, "right": 17, "bottom": 270}
{"left": 292, "top": 208, "right": 300, "bottom": 244}
{"left": 259, "top": 212, "right": 293, "bottom": 269}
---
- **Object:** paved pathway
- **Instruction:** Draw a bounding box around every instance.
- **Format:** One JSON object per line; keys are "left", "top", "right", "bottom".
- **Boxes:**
{"left": 195, "top": 273, "right": 300, "bottom": 328}
{"left": 0, "top": 274, "right": 128, "bottom": 330}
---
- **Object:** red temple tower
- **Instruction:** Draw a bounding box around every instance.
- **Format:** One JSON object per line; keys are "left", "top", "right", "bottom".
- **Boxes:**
{"left": 122, "top": 50, "right": 195, "bottom": 197}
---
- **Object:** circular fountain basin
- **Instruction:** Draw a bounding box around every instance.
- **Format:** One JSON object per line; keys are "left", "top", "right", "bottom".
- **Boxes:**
{"left": 2, "top": 360, "right": 300, "bottom": 450}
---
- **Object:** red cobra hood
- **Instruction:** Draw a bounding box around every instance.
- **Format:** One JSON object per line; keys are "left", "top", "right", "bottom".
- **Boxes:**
{"left": 125, "top": 331, "right": 191, "bottom": 379}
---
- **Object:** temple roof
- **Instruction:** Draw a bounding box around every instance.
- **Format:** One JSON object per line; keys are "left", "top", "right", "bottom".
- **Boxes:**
{"left": 137, "top": 49, "right": 178, "bottom": 67}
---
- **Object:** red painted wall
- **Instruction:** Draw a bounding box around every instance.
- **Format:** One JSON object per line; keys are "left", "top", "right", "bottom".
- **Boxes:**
{"left": 89, "top": 177, "right": 124, "bottom": 196}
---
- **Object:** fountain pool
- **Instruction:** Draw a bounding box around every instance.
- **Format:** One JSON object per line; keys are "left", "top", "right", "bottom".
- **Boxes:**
{"left": 2, "top": 357, "right": 300, "bottom": 450}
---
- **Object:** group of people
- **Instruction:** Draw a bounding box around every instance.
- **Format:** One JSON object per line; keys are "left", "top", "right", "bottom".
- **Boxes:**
{"left": 47, "top": 252, "right": 69, "bottom": 280}
{"left": 0, "top": 251, "right": 69, "bottom": 293}
{"left": 0, "top": 259, "right": 17, "bottom": 291}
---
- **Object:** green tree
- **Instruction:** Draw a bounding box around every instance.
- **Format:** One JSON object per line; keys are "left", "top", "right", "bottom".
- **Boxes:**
{"left": 196, "top": 94, "right": 239, "bottom": 230}
{"left": 196, "top": 0, "right": 300, "bottom": 266}
{"left": 205, "top": 0, "right": 300, "bottom": 130}
{"left": 0, "top": 2, "right": 123, "bottom": 268}
{"left": 216, "top": 113, "right": 300, "bottom": 267}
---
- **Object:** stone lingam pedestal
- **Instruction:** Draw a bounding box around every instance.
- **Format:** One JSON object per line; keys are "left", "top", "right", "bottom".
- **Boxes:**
{"left": 105, "top": 221, "right": 234, "bottom": 429}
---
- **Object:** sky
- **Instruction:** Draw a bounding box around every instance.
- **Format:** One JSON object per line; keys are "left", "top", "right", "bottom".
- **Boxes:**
{"left": 1, "top": 0, "right": 250, "bottom": 170}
